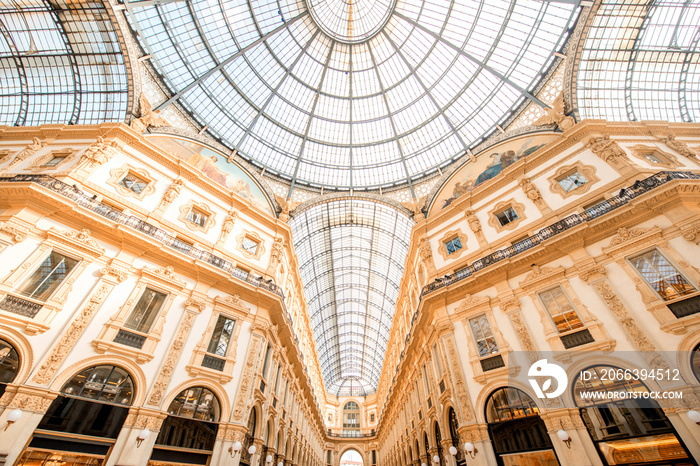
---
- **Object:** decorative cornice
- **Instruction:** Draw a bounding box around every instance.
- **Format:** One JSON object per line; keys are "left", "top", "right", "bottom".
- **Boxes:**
{"left": 46, "top": 227, "right": 104, "bottom": 257}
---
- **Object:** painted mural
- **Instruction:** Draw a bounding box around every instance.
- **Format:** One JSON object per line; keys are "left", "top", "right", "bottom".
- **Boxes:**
{"left": 147, "top": 135, "right": 273, "bottom": 215}
{"left": 432, "top": 133, "right": 559, "bottom": 212}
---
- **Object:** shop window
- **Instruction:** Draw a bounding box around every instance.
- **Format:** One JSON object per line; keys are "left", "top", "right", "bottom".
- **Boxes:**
{"left": 556, "top": 169, "right": 588, "bottom": 192}
{"left": 124, "top": 288, "right": 167, "bottom": 334}
{"left": 469, "top": 315, "right": 499, "bottom": 357}
{"left": 444, "top": 236, "right": 462, "bottom": 255}
{"left": 495, "top": 206, "right": 518, "bottom": 227}
{"left": 574, "top": 365, "right": 692, "bottom": 465}
{"left": 629, "top": 249, "right": 696, "bottom": 301}
{"left": 485, "top": 387, "right": 555, "bottom": 464}
{"left": 448, "top": 407, "right": 466, "bottom": 466}
{"left": 538, "top": 286, "right": 583, "bottom": 333}
{"left": 153, "top": 387, "right": 221, "bottom": 462}
{"left": 119, "top": 171, "right": 148, "bottom": 194}
{"left": 17, "top": 451, "right": 104, "bottom": 466}
{"left": 692, "top": 344, "right": 700, "bottom": 383}
{"left": 0, "top": 339, "right": 20, "bottom": 398}
{"left": 61, "top": 365, "right": 134, "bottom": 405}
{"left": 16, "top": 251, "right": 79, "bottom": 302}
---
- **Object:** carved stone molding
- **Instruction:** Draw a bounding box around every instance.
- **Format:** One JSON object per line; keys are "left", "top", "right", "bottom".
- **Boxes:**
{"left": 47, "top": 227, "right": 104, "bottom": 258}
{"left": 219, "top": 210, "right": 238, "bottom": 242}
{"left": 1, "top": 138, "right": 45, "bottom": 172}
{"left": 518, "top": 264, "right": 566, "bottom": 289}
{"left": 141, "top": 265, "right": 187, "bottom": 291}
{"left": 487, "top": 199, "right": 526, "bottom": 233}
{"left": 603, "top": 226, "right": 657, "bottom": 251}
{"left": 158, "top": 178, "right": 184, "bottom": 210}
{"left": 443, "top": 335, "right": 474, "bottom": 423}
{"left": 147, "top": 310, "right": 197, "bottom": 406}
{"left": 547, "top": 160, "right": 600, "bottom": 198}
{"left": 32, "top": 281, "right": 116, "bottom": 385}
{"left": 662, "top": 134, "right": 698, "bottom": 159}
{"left": 77, "top": 137, "right": 120, "bottom": 172}
{"left": 0, "top": 221, "right": 29, "bottom": 245}
{"left": 232, "top": 334, "right": 262, "bottom": 422}
{"left": 178, "top": 199, "right": 216, "bottom": 233}
{"left": 28, "top": 148, "right": 77, "bottom": 172}
{"left": 520, "top": 178, "right": 551, "bottom": 214}
{"left": 437, "top": 229, "right": 468, "bottom": 261}
{"left": 586, "top": 135, "right": 635, "bottom": 175}
{"left": 107, "top": 164, "right": 156, "bottom": 200}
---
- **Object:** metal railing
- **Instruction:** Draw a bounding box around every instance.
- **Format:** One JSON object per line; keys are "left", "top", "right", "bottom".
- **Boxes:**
{"left": 421, "top": 171, "right": 700, "bottom": 296}
{"left": 0, "top": 294, "right": 43, "bottom": 318}
{"left": 0, "top": 175, "right": 284, "bottom": 297}
{"left": 326, "top": 429, "right": 376, "bottom": 438}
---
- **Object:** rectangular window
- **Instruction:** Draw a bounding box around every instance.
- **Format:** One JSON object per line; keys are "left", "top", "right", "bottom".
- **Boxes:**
{"left": 630, "top": 250, "right": 696, "bottom": 301}
{"left": 444, "top": 236, "right": 462, "bottom": 255}
{"left": 18, "top": 251, "right": 78, "bottom": 302}
{"left": 422, "top": 365, "right": 430, "bottom": 394}
{"left": 206, "top": 315, "right": 235, "bottom": 356}
{"left": 241, "top": 236, "right": 260, "bottom": 255}
{"left": 556, "top": 170, "right": 589, "bottom": 192}
{"left": 469, "top": 315, "right": 499, "bottom": 357}
{"left": 119, "top": 172, "right": 148, "bottom": 194}
{"left": 538, "top": 286, "right": 583, "bottom": 333}
{"left": 124, "top": 288, "right": 167, "bottom": 333}
{"left": 495, "top": 206, "right": 518, "bottom": 226}
{"left": 643, "top": 152, "right": 665, "bottom": 164}
{"left": 262, "top": 344, "right": 272, "bottom": 378}
{"left": 370, "top": 413, "right": 375, "bottom": 423}
{"left": 432, "top": 343, "right": 442, "bottom": 378}
{"left": 42, "top": 155, "right": 67, "bottom": 167}
{"left": 186, "top": 207, "right": 209, "bottom": 227}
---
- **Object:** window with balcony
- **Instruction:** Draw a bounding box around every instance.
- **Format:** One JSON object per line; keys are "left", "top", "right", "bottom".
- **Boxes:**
{"left": 538, "top": 286, "right": 583, "bottom": 333}
{"left": 17, "top": 251, "right": 78, "bottom": 302}
{"left": 469, "top": 315, "right": 499, "bottom": 357}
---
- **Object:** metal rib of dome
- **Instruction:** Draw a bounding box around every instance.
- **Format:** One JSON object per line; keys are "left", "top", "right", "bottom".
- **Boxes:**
{"left": 289, "top": 199, "right": 413, "bottom": 396}
{"left": 127, "top": 0, "right": 579, "bottom": 190}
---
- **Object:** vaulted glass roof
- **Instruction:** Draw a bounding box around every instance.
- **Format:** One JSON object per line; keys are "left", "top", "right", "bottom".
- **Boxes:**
{"left": 289, "top": 199, "right": 413, "bottom": 396}
{"left": 127, "top": 0, "right": 579, "bottom": 191}
{"left": 0, "top": 0, "right": 129, "bottom": 126}
{"left": 577, "top": 0, "right": 700, "bottom": 123}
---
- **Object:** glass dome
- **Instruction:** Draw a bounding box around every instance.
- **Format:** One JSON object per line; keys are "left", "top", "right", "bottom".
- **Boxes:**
{"left": 127, "top": 0, "right": 579, "bottom": 190}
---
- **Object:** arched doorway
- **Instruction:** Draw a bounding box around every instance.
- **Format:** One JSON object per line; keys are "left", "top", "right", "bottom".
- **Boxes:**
{"left": 434, "top": 421, "right": 445, "bottom": 465}
{"left": 0, "top": 338, "right": 20, "bottom": 397}
{"left": 149, "top": 386, "right": 221, "bottom": 465}
{"left": 339, "top": 449, "right": 363, "bottom": 466}
{"left": 485, "top": 387, "right": 559, "bottom": 466}
{"left": 574, "top": 365, "right": 696, "bottom": 465}
{"left": 241, "top": 408, "right": 257, "bottom": 466}
{"left": 18, "top": 365, "right": 134, "bottom": 464}
{"left": 448, "top": 407, "right": 466, "bottom": 466}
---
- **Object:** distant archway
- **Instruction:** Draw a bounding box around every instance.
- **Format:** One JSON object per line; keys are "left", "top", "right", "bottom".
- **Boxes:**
{"left": 339, "top": 448, "right": 364, "bottom": 466}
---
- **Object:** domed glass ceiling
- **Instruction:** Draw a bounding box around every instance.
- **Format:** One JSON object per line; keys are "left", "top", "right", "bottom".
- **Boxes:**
{"left": 127, "top": 0, "right": 579, "bottom": 190}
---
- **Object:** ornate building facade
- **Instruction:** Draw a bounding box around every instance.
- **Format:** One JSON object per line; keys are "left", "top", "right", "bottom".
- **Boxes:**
{"left": 0, "top": 1, "right": 699, "bottom": 466}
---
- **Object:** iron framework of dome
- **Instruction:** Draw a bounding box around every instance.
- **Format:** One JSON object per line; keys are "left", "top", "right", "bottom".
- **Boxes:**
{"left": 289, "top": 199, "right": 413, "bottom": 396}
{"left": 126, "top": 0, "right": 580, "bottom": 191}
{"left": 0, "top": 0, "right": 130, "bottom": 126}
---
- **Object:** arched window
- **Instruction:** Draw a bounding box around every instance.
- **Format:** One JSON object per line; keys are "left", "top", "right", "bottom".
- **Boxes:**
{"left": 166, "top": 386, "right": 220, "bottom": 422}
{"left": 485, "top": 387, "right": 556, "bottom": 465}
{"left": 448, "top": 408, "right": 465, "bottom": 466}
{"left": 241, "top": 409, "right": 257, "bottom": 465}
{"left": 31, "top": 365, "right": 134, "bottom": 461}
{"left": 574, "top": 365, "right": 692, "bottom": 465}
{"left": 434, "top": 421, "right": 444, "bottom": 465}
{"left": 61, "top": 364, "right": 134, "bottom": 405}
{"left": 343, "top": 401, "right": 361, "bottom": 436}
{"left": 0, "top": 339, "right": 20, "bottom": 397}
{"left": 692, "top": 344, "right": 700, "bottom": 383}
{"left": 153, "top": 387, "right": 221, "bottom": 464}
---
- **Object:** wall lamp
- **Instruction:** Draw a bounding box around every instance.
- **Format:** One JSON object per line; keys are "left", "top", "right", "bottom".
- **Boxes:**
{"left": 228, "top": 441, "right": 242, "bottom": 458}
{"left": 687, "top": 409, "right": 700, "bottom": 424}
{"left": 136, "top": 428, "right": 151, "bottom": 448}
{"left": 557, "top": 429, "right": 572, "bottom": 449}
{"left": 448, "top": 446, "right": 457, "bottom": 457}
{"left": 4, "top": 409, "right": 22, "bottom": 431}
{"left": 464, "top": 442, "right": 478, "bottom": 459}
{"left": 266, "top": 455, "right": 273, "bottom": 464}
{"left": 248, "top": 445, "right": 257, "bottom": 456}
{"left": 432, "top": 455, "right": 440, "bottom": 463}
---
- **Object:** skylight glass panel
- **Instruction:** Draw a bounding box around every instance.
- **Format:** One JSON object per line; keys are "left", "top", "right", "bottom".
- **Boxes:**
{"left": 290, "top": 199, "right": 413, "bottom": 395}
{"left": 127, "top": 0, "right": 576, "bottom": 189}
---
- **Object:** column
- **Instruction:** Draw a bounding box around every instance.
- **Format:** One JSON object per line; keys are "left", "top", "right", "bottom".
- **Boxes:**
{"left": 0, "top": 386, "right": 57, "bottom": 465}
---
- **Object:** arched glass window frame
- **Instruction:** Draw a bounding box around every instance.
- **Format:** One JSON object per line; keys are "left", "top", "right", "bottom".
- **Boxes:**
{"left": 165, "top": 386, "right": 222, "bottom": 423}
{"left": 60, "top": 364, "right": 135, "bottom": 406}
{"left": 485, "top": 386, "right": 541, "bottom": 424}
